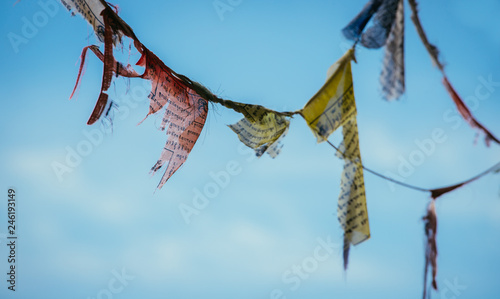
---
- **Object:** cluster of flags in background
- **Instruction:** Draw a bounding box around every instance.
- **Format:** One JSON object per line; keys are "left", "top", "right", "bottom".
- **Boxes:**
{"left": 55, "top": 0, "right": 499, "bottom": 298}
{"left": 342, "top": 0, "right": 405, "bottom": 100}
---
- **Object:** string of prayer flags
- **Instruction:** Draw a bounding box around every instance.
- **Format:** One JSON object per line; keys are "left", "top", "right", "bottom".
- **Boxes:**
{"left": 58, "top": 0, "right": 500, "bottom": 198}
{"left": 422, "top": 200, "right": 438, "bottom": 299}
{"left": 58, "top": 2, "right": 500, "bottom": 294}
{"left": 380, "top": 0, "right": 405, "bottom": 100}
{"left": 62, "top": 0, "right": 300, "bottom": 186}
{"left": 301, "top": 49, "right": 370, "bottom": 268}
{"left": 343, "top": 0, "right": 405, "bottom": 100}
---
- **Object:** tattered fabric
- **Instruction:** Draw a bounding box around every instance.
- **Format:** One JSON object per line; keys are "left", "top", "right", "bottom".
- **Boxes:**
{"left": 137, "top": 49, "right": 209, "bottom": 189}
{"left": 423, "top": 200, "right": 438, "bottom": 299}
{"left": 380, "top": 0, "right": 405, "bottom": 100}
{"left": 302, "top": 49, "right": 370, "bottom": 269}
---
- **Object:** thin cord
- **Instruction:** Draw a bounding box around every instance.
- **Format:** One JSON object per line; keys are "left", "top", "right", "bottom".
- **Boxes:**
{"left": 93, "top": 0, "right": 500, "bottom": 198}
{"left": 325, "top": 140, "right": 429, "bottom": 193}
{"left": 324, "top": 139, "right": 500, "bottom": 196}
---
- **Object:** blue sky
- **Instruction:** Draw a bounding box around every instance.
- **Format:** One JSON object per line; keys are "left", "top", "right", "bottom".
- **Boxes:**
{"left": 1, "top": 0, "right": 500, "bottom": 298}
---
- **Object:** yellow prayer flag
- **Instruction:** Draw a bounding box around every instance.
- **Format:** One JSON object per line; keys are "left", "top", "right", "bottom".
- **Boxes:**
{"left": 228, "top": 105, "right": 290, "bottom": 158}
{"left": 302, "top": 49, "right": 357, "bottom": 142}
{"left": 302, "top": 49, "right": 369, "bottom": 267}
{"left": 337, "top": 117, "right": 370, "bottom": 247}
